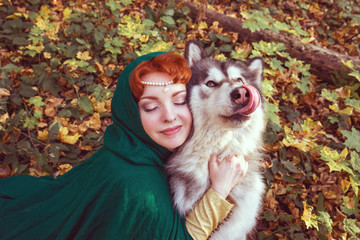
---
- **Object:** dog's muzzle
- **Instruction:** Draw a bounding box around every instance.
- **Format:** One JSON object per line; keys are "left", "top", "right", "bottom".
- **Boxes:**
{"left": 230, "top": 85, "right": 261, "bottom": 115}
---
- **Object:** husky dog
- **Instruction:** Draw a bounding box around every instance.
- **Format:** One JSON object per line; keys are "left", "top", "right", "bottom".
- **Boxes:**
{"left": 167, "top": 41, "right": 266, "bottom": 240}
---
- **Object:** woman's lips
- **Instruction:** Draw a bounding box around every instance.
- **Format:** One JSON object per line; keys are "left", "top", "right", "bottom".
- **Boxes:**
{"left": 160, "top": 126, "right": 182, "bottom": 136}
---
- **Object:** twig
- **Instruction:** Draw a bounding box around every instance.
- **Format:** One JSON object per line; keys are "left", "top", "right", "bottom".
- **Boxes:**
{"left": 28, "top": 128, "right": 39, "bottom": 152}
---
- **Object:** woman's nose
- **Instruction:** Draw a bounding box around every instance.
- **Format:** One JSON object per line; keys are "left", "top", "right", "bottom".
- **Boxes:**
{"left": 162, "top": 106, "right": 176, "bottom": 122}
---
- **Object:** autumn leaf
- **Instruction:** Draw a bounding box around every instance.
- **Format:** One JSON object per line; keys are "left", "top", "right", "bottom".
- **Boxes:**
{"left": 29, "top": 96, "right": 45, "bottom": 107}
{"left": 37, "top": 129, "right": 49, "bottom": 142}
{"left": 76, "top": 51, "right": 92, "bottom": 61}
{"left": 340, "top": 127, "right": 360, "bottom": 152}
{"left": 77, "top": 96, "right": 94, "bottom": 114}
{"left": 301, "top": 201, "right": 319, "bottom": 230}
{"left": 57, "top": 126, "right": 81, "bottom": 145}
{"left": 63, "top": 7, "right": 72, "bottom": 21}
{"left": 57, "top": 164, "right": 73, "bottom": 175}
{"left": 0, "top": 88, "right": 10, "bottom": 97}
{"left": 84, "top": 112, "right": 101, "bottom": 130}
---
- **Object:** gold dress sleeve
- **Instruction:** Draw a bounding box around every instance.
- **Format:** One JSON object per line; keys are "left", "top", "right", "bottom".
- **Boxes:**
{"left": 185, "top": 188, "right": 234, "bottom": 240}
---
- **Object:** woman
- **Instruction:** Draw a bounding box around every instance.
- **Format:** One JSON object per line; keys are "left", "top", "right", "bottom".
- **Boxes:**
{"left": 0, "top": 52, "right": 247, "bottom": 239}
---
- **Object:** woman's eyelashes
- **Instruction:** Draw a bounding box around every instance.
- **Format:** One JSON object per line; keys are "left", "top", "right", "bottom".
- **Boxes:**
{"left": 174, "top": 100, "right": 186, "bottom": 105}
{"left": 142, "top": 104, "right": 158, "bottom": 112}
{"left": 141, "top": 99, "right": 186, "bottom": 112}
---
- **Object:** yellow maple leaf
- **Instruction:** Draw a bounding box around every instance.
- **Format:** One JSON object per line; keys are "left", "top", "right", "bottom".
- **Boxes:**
{"left": 43, "top": 52, "right": 51, "bottom": 59}
{"left": 84, "top": 112, "right": 101, "bottom": 130}
{"left": 282, "top": 126, "right": 317, "bottom": 152}
{"left": 76, "top": 51, "right": 92, "bottom": 61}
{"left": 93, "top": 101, "right": 108, "bottom": 113}
{"left": 58, "top": 164, "right": 73, "bottom": 176}
{"left": 60, "top": 133, "right": 81, "bottom": 145}
{"left": 341, "top": 59, "right": 354, "bottom": 69}
{"left": 26, "top": 43, "right": 45, "bottom": 53}
{"left": 57, "top": 126, "right": 81, "bottom": 145}
{"left": 214, "top": 54, "right": 227, "bottom": 61}
{"left": 40, "top": 5, "right": 51, "bottom": 19}
{"left": 198, "top": 21, "right": 208, "bottom": 30}
{"left": 63, "top": 7, "right": 72, "bottom": 21}
{"left": 37, "top": 129, "right": 49, "bottom": 142}
{"left": 301, "top": 201, "right": 319, "bottom": 230}
{"left": 35, "top": 16, "right": 49, "bottom": 31}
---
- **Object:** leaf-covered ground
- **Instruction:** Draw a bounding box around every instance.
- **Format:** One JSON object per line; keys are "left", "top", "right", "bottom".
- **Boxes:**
{"left": 0, "top": 0, "right": 359, "bottom": 239}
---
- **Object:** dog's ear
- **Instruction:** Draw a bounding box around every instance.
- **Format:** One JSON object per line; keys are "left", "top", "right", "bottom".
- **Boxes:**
{"left": 248, "top": 58, "right": 264, "bottom": 85}
{"left": 185, "top": 40, "right": 207, "bottom": 67}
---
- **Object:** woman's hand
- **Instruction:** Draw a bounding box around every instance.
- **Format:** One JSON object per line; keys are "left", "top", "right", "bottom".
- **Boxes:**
{"left": 209, "top": 154, "right": 248, "bottom": 199}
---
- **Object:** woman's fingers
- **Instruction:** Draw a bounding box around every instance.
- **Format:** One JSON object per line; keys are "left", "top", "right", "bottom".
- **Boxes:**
{"left": 209, "top": 154, "right": 249, "bottom": 198}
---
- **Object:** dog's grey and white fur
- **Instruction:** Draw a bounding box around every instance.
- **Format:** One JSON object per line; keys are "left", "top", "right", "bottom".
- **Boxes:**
{"left": 167, "top": 41, "right": 266, "bottom": 240}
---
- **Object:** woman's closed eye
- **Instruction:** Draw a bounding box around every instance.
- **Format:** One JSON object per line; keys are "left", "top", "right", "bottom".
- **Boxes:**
{"left": 173, "top": 93, "right": 187, "bottom": 106}
{"left": 141, "top": 104, "right": 159, "bottom": 112}
{"left": 174, "top": 100, "right": 186, "bottom": 105}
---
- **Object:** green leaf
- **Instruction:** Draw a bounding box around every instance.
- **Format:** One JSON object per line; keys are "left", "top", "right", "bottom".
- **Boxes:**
{"left": 34, "top": 109, "right": 42, "bottom": 119}
{"left": 50, "top": 58, "right": 61, "bottom": 69}
{"left": 345, "top": 98, "right": 360, "bottom": 112}
{"left": 342, "top": 196, "right": 360, "bottom": 217}
{"left": 3, "top": 63, "right": 23, "bottom": 73}
{"left": 262, "top": 80, "right": 277, "bottom": 98}
{"left": 120, "top": 0, "right": 133, "bottom": 5}
{"left": 350, "top": 151, "right": 360, "bottom": 172}
{"left": 282, "top": 160, "right": 300, "bottom": 173}
{"left": 321, "top": 89, "right": 339, "bottom": 103}
{"left": 29, "top": 96, "right": 45, "bottom": 107}
{"left": 58, "top": 109, "right": 72, "bottom": 118}
{"left": 242, "top": 21, "right": 261, "bottom": 33}
{"left": 23, "top": 116, "right": 39, "bottom": 130}
{"left": 263, "top": 211, "right": 276, "bottom": 221}
{"left": 340, "top": 127, "right": 360, "bottom": 152}
{"left": 13, "top": 37, "right": 29, "bottom": 45}
{"left": 268, "top": 58, "right": 284, "bottom": 71}
{"left": 296, "top": 75, "right": 312, "bottom": 94}
{"left": 94, "top": 30, "right": 104, "bottom": 44}
{"left": 252, "top": 41, "right": 287, "bottom": 56}
{"left": 77, "top": 96, "right": 94, "bottom": 114}
{"left": 160, "top": 16, "right": 175, "bottom": 25}
{"left": 20, "top": 86, "right": 38, "bottom": 97}
{"left": 343, "top": 219, "right": 360, "bottom": 235}
{"left": 106, "top": 0, "right": 123, "bottom": 12}
{"left": 349, "top": 173, "right": 360, "bottom": 196}
{"left": 349, "top": 70, "right": 360, "bottom": 82}
{"left": 48, "top": 121, "right": 60, "bottom": 141}
{"left": 318, "top": 211, "right": 333, "bottom": 233}
{"left": 266, "top": 102, "right": 281, "bottom": 127}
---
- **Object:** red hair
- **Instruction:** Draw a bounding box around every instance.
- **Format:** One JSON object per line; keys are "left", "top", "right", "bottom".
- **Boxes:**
{"left": 130, "top": 53, "right": 191, "bottom": 102}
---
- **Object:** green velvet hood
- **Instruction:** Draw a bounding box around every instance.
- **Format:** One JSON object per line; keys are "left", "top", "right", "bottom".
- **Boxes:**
{"left": 0, "top": 52, "right": 193, "bottom": 240}
{"left": 104, "top": 51, "right": 172, "bottom": 166}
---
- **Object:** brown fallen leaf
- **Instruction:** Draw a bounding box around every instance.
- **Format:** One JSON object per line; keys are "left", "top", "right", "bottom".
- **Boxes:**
{"left": 0, "top": 88, "right": 10, "bottom": 97}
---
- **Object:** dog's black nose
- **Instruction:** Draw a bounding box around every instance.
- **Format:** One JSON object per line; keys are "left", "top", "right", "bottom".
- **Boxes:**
{"left": 231, "top": 87, "right": 250, "bottom": 105}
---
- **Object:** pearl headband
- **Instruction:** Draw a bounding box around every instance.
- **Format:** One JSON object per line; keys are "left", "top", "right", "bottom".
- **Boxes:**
{"left": 140, "top": 80, "right": 174, "bottom": 86}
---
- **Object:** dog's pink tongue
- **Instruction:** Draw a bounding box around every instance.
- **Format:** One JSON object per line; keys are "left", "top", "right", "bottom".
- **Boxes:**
{"left": 237, "top": 85, "right": 261, "bottom": 115}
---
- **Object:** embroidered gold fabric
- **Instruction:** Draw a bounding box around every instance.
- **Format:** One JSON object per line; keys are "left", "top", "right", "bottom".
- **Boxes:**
{"left": 185, "top": 188, "right": 234, "bottom": 240}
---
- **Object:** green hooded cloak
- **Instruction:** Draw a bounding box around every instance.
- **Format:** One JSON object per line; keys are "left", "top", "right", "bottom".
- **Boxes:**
{"left": 0, "top": 52, "right": 193, "bottom": 240}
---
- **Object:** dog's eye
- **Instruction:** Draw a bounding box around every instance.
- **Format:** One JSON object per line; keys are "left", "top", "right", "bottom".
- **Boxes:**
{"left": 205, "top": 81, "right": 218, "bottom": 87}
{"left": 236, "top": 78, "right": 244, "bottom": 83}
